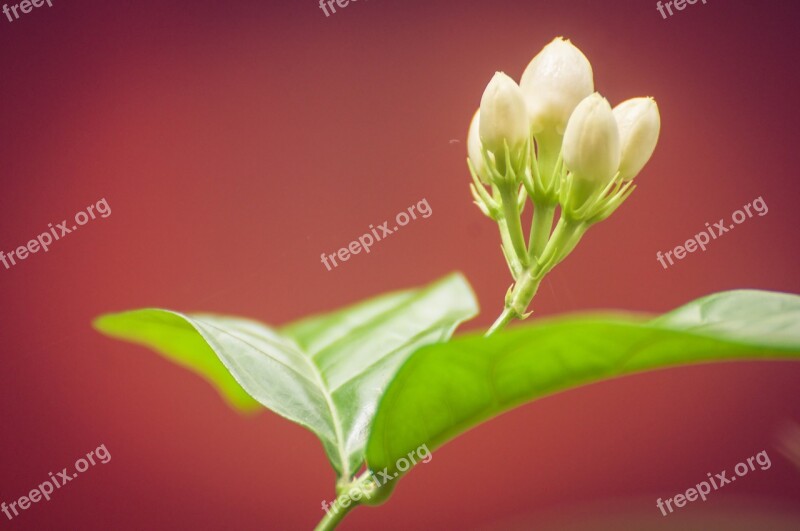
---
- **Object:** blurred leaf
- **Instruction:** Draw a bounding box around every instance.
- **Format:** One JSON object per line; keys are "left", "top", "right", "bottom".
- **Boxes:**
{"left": 94, "top": 273, "right": 478, "bottom": 477}
{"left": 366, "top": 289, "right": 800, "bottom": 482}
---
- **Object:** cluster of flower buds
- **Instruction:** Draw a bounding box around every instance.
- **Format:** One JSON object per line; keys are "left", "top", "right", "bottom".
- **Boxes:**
{"left": 467, "top": 37, "right": 661, "bottom": 334}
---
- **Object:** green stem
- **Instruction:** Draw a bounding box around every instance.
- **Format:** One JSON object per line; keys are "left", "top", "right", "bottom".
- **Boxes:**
{"left": 539, "top": 217, "right": 586, "bottom": 270}
{"left": 485, "top": 271, "right": 543, "bottom": 337}
{"left": 536, "top": 132, "right": 562, "bottom": 191}
{"left": 507, "top": 269, "right": 543, "bottom": 320}
{"left": 497, "top": 218, "right": 522, "bottom": 278}
{"left": 486, "top": 216, "right": 586, "bottom": 336}
{"left": 486, "top": 307, "right": 515, "bottom": 337}
{"left": 529, "top": 203, "right": 555, "bottom": 260}
{"left": 499, "top": 186, "right": 528, "bottom": 267}
{"left": 313, "top": 499, "right": 359, "bottom": 531}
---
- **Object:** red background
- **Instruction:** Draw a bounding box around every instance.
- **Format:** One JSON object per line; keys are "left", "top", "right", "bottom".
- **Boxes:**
{"left": 1, "top": 0, "right": 798, "bottom": 529}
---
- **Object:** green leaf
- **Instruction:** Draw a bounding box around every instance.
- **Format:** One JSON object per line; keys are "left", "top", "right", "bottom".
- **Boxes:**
{"left": 93, "top": 310, "right": 263, "bottom": 412}
{"left": 93, "top": 273, "right": 478, "bottom": 477}
{"left": 366, "top": 289, "right": 800, "bottom": 482}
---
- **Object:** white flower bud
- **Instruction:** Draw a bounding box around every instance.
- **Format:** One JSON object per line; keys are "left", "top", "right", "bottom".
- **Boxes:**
{"left": 479, "top": 72, "right": 529, "bottom": 155}
{"left": 467, "top": 109, "right": 489, "bottom": 183}
{"left": 613, "top": 97, "right": 661, "bottom": 181}
{"left": 563, "top": 93, "right": 620, "bottom": 187}
{"left": 520, "top": 37, "right": 594, "bottom": 136}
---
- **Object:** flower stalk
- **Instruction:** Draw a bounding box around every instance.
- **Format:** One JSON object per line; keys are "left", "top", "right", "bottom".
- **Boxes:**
{"left": 313, "top": 500, "right": 359, "bottom": 531}
{"left": 470, "top": 37, "right": 661, "bottom": 335}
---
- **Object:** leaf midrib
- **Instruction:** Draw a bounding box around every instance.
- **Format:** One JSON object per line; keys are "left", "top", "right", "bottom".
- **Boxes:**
{"left": 196, "top": 318, "right": 351, "bottom": 476}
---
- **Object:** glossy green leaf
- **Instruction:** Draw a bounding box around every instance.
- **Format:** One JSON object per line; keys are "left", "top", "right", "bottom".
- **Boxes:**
{"left": 94, "top": 273, "right": 478, "bottom": 477}
{"left": 366, "top": 289, "right": 800, "bottom": 481}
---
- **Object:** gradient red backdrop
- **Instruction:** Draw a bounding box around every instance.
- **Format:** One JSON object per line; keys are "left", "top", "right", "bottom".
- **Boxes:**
{"left": 1, "top": 0, "right": 799, "bottom": 529}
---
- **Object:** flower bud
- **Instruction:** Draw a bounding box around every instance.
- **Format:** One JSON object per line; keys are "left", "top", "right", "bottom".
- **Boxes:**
{"left": 613, "top": 97, "right": 661, "bottom": 181}
{"left": 467, "top": 109, "right": 489, "bottom": 183}
{"left": 563, "top": 93, "right": 620, "bottom": 187}
{"left": 520, "top": 37, "right": 594, "bottom": 136}
{"left": 479, "top": 72, "right": 529, "bottom": 156}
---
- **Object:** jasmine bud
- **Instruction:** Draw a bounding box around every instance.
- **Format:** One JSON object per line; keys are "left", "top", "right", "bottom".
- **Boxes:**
{"left": 520, "top": 37, "right": 594, "bottom": 137}
{"left": 467, "top": 109, "right": 489, "bottom": 184}
{"left": 479, "top": 72, "right": 529, "bottom": 156}
{"left": 563, "top": 93, "right": 620, "bottom": 185}
{"left": 613, "top": 97, "right": 661, "bottom": 181}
